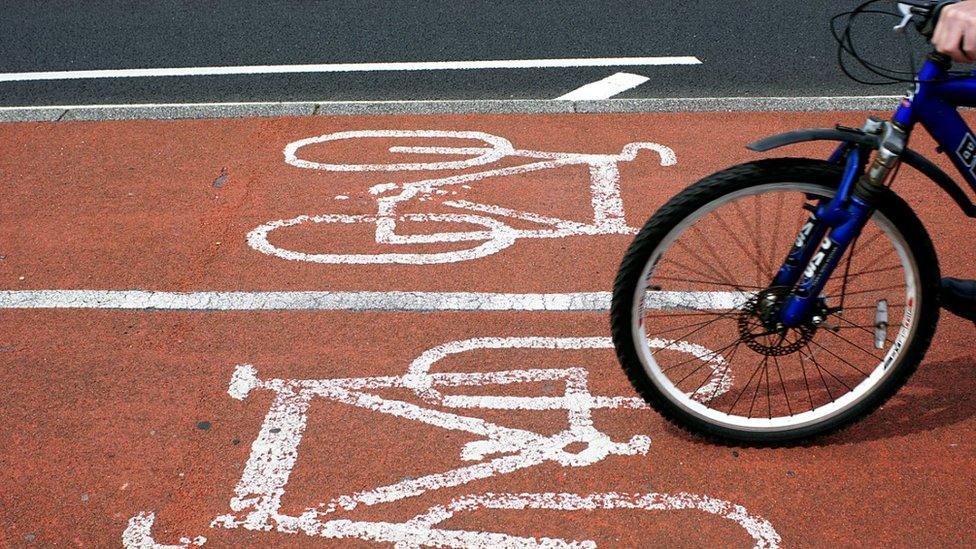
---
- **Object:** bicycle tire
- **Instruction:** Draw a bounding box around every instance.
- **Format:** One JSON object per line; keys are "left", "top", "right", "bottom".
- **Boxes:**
{"left": 610, "top": 158, "right": 940, "bottom": 445}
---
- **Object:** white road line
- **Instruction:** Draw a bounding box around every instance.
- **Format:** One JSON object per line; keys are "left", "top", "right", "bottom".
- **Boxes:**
{"left": 0, "top": 56, "right": 701, "bottom": 83}
{"left": 555, "top": 72, "right": 650, "bottom": 101}
{"left": 0, "top": 290, "right": 750, "bottom": 312}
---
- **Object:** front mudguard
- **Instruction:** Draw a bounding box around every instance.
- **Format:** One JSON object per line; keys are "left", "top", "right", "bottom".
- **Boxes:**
{"left": 748, "top": 128, "right": 976, "bottom": 217}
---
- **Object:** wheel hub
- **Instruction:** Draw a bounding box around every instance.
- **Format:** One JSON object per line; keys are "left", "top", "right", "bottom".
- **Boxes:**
{"left": 737, "top": 289, "right": 815, "bottom": 356}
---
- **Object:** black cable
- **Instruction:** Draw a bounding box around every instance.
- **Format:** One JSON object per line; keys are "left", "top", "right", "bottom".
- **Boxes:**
{"left": 842, "top": 10, "right": 921, "bottom": 75}
{"left": 833, "top": 1, "right": 901, "bottom": 83}
{"left": 832, "top": 3, "right": 912, "bottom": 84}
{"left": 831, "top": 0, "right": 968, "bottom": 86}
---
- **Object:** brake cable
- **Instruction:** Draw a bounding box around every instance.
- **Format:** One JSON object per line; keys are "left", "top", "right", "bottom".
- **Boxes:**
{"left": 832, "top": 0, "right": 968, "bottom": 85}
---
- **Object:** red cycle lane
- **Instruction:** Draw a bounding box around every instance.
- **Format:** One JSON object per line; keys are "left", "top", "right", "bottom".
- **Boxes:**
{"left": 0, "top": 112, "right": 973, "bottom": 547}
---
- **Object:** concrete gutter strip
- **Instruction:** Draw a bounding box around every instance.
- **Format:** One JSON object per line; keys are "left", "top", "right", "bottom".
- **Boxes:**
{"left": 0, "top": 96, "right": 902, "bottom": 123}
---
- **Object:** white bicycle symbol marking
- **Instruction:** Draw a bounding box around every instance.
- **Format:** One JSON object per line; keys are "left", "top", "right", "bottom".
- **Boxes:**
{"left": 120, "top": 130, "right": 777, "bottom": 547}
{"left": 123, "top": 337, "right": 779, "bottom": 548}
{"left": 246, "top": 130, "right": 676, "bottom": 265}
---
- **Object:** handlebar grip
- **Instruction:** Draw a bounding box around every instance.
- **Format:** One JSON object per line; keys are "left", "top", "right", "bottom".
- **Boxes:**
{"left": 917, "top": 0, "right": 960, "bottom": 39}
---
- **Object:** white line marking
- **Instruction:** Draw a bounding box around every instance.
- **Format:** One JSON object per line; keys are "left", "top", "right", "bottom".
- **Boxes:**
{"left": 0, "top": 290, "right": 751, "bottom": 312}
{"left": 0, "top": 57, "right": 701, "bottom": 83}
{"left": 555, "top": 72, "right": 650, "bottom": 101}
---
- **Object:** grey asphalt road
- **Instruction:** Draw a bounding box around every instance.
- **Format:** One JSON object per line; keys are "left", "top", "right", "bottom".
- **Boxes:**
{"left": 0, "top": 1, "right": 928, "bottom": 106}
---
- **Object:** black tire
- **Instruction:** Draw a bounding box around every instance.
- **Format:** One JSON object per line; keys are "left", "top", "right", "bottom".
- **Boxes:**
{"left": 610, "top": 158, "right": 940, "bottom": 445}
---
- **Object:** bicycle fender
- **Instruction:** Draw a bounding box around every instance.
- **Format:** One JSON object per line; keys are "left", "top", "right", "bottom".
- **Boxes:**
{"left": 746, "top": 128, "right": 879, "bottom": 152}
{"left": 748, "top": 127, "right": 976, "bottom": 218}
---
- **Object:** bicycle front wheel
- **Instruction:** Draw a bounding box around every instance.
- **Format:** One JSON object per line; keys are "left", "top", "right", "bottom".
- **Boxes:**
{"left": 610, "top": 159, "right": 940, "bottom": 444}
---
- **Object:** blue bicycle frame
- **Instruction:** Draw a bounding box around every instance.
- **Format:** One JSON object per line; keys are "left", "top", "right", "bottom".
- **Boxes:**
{"left": 761, "top": 54, "right": 976, "bottom": 327}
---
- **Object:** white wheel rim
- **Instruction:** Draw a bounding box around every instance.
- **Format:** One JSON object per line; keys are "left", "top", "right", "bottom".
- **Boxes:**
{"left": 629, "top": 182, "right": 920, "bottom": 432}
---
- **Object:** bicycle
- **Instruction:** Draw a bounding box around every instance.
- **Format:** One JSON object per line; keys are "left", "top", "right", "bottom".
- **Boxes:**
{"left": 611, "top": 1, "right": 974, "bottom": 444}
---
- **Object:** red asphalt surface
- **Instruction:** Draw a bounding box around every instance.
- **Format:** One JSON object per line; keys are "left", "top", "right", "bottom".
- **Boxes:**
{"left": 1, "top": 112, "right": 974, "bottom": 547}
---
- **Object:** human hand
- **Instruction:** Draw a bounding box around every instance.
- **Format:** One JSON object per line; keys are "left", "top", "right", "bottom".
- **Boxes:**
{"left": 933, "top": 1, "right": 976, "bottom": 63}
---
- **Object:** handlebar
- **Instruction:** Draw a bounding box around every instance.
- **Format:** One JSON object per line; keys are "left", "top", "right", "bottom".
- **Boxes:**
{"left": 834, "top": 1, "right": 963, "bottom": 83}
{"left": 897, "top": 1, "right": 959, "bottom": 39}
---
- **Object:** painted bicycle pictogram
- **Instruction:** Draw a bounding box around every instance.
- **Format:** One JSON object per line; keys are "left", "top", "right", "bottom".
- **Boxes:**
{"left": 247, "top": 130, "right": 677, "bottom": 265}
{"left": 123, "top": 336, "right": 780, "bottom": 548}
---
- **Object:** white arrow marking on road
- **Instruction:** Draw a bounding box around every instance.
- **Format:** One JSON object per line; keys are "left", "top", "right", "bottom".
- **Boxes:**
{"left": 555, "top": 72, "right": 651, "bottom": 100}
{"left": 0, "top": 57, "right": 701, "bottom": 82}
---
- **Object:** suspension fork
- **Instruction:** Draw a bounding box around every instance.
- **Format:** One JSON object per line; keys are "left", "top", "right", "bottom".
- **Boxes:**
{"left": 770, "top": 121, "right": 907, "bottom": 328}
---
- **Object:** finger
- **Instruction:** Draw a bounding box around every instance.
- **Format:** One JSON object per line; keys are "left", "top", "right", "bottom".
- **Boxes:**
{"left": 933, "top": 10, "right": 948, "bottom": 48}
{"left": 933, "top": 16, "right": 959, "bottom": 53}
{"left": 935, "top": 20, "right": 967, "bottom": 61}
{"left": 964, "top": 26, "right": 976, "bottom": 63}
{"left": 934, "top": 5, "right": 970, "bottom": 55}
{"left": 951, "top": 36, "right": 970, "bottom": 63}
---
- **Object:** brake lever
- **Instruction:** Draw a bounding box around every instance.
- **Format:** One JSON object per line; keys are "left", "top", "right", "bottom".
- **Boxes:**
{"left": 894, "top": 3, "right": 914, "bottom": 33}
{"left": 917, "top": 1, "right": 960, "bottom": 40}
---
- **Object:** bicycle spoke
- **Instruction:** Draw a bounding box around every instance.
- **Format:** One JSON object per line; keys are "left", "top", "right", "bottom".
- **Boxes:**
{"left": 806, "top": 340, "right": 870, "bottom": 382}
{"left": 764, "top": 191, "right": 789, "bottom": 283}
{"left": 652, "top": 274, "right": 766, "bottom": 290}
{"left": 844, "top": 228, "right": 886, "bottom": 257}
{"left": 653, "top": 323, "right": 740, "bottom": 364}
{"left": 818, "top": 328, "right": 884, "bottom": 363}
{"left": 751, "top": 196, "right": 773, "bottom": 281}
{"left": 823, "top": 232, "right": 894, "bottom": 297}
{"left": 707, "top": 207, "right": 772, "bottom": 285}
{"left": 828, "top": 312, "right": 897, "bottom": 347}
{"left": 838, "top": 247, "right": 900, "bottom": 283}
{"left": 748, "top": 356, "right": 770, "bottom": 419}
{"left": 798, "top": 349, "right": 815, "bottom": 409}
{"left": 645, "top": 310, "right": 740, "bottom": 318}
{"left": 835, "top": 263, "right": 903, "bottom": 280}
{"left": 805, "top": 342, "right": 854, "bottom": 392}
{"left": 671, "top": 239, "right": 743, "bottom": 290}
{"left": 731, "top": 195, "right": 772, "bottom": 281}
{"left": 685, "top": 224, "right": 748, "bottom": 288}
{"left": 832, "top": 303, "right": 905, "bottom": 311}
{"left": 674, "top": 347, "right": 730, "bottom": 387}
{"left": 698, "top": 340, "right": 743, "bottom": 400}
{"left": 663, "top": 336, "right": 741, "bottom": 376}
{"left": 655, "top": 256, "right": 744, "bottom": 290}
{"left": 645, "top": 314, "right": 737, "bottom": 338}
{"left": 730, "top": 196, "right": 766, "bottom": 279}
{"left": 728, "top": 355, "right": 767, "bottom": 416}
{"left": 764, "top": 351, "right": 773, "bottom": 419}
{"left": 772, "top": 354, "right": 793, "bottom": 416}
{"left": 651, "top": 308, "right": 744, "bottom": 364}
{"left": 804, "top": 342, "right": 838, "bottom": 400}
{"left": 835, "top": 233, "right": 860, "bottom": 310}
{"left": 823, "top": 283, "right": 905, "bottom": 298}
